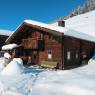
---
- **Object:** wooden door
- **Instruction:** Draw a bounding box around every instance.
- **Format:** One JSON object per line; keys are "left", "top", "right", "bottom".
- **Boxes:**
{"left": 31, "top": 51, "right": 38, "bottom": 65}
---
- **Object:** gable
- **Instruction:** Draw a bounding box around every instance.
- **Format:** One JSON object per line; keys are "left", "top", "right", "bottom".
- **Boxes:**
{"left": 6, "top": 21, "right": 63, "bottom": 44}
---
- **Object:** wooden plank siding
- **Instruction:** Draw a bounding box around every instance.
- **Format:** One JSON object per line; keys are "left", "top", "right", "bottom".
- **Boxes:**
{"left": 63, "top": 36, "right": 95, "bottom": 69}
{"left": 64, "top": 36, "right": 80, "bottom": 69}
{"left": 39, "top": 39, "right": 62, "bottom": 69}
{"left": 13, "top": 29, "right": 95, "bottom": 69}
{"left": 5, "top": 23, "right": 95, "bottom": 69}
{"left": 18, "top": 30, "right": 63, "bottom": 69}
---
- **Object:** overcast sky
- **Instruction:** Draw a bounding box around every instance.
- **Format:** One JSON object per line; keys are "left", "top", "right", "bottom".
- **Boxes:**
{"left": 0, "top": 0, "right": 86, "bottom": 30}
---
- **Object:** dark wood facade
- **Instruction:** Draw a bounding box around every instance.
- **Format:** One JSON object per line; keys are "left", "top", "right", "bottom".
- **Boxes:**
{"left": 0, "top": 35, "right": 8, "bottom": 50}
{"left": 64, "top": 36, "right": 95, "bottom": 69}
{"left": 20, "top": 30, "right": 63, "bottom": 69}
{"left": 5, "top": 22, "right": 95, "bottom": 69}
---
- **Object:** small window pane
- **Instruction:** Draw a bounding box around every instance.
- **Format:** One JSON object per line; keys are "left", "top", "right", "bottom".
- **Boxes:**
{"left": 67, "top": 51, "right": 70, "bottom": 60}
{"left": 48, "top": 50, "right": 52, "bottom": 59}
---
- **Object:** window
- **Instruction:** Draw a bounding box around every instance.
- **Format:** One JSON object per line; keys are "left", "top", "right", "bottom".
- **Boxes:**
{"left": 49, "top": 35, "right": 53, "bottom": 40}
{"left": 67, "top": 51, "right": 70, "bottom": 60}
{"left": 47, "top": 50, "right": 52, "bottom": 59}
{"left": 40, "top": 33, "right": 43, "bottom": 39}
{"left": 76, "top": 52, "right": 78, "bottom": 59}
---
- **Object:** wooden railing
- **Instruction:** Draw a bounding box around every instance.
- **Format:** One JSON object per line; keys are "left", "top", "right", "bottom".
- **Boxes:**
{"left": 22, "top": 38, "right": 44, "bottom": 49}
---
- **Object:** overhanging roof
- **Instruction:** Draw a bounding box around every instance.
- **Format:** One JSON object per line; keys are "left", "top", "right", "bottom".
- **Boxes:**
{"left": 6, "top": 20, "right": 65, "bottom": 44}
{"left": 5, "top": 19, "right": 95, "bottom": 44}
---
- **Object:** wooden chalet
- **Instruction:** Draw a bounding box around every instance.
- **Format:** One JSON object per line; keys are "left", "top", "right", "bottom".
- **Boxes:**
{"left": 5, "top": 20, "right": 95, "bottom": 69}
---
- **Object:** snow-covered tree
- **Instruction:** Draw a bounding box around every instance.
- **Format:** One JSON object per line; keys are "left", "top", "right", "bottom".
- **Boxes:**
{"left": 61, "top": 0, "right": 95, "bottom": 20}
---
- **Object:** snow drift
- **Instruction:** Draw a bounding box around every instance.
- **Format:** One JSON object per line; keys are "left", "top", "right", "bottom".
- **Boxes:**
{"left": 0, "top": 55, "right": 95, "bottom": 95}
{"left": 32, "top": 56, "right": 95, "bottom": 95}
{"left": 4, "top": 52, "right": 11, "bottom": 59}
{"left": 0, "top": 58, "right": 5, "bottom": 71}
{"left": 1, "top": 58, "right": 24, "bottom": 75}
{"left": 2, "top": 44, "right": 19, "bottom": 50}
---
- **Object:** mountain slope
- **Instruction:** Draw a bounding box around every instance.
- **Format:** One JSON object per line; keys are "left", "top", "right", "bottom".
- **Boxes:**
{"left": 0, "top": 30, "right": 13, "bottom": 36}
{"left": 58, "top": 0, "right": 95, "bottom": 20}
{"left": 0, "top": 30, "right": 13, "bottom": 49}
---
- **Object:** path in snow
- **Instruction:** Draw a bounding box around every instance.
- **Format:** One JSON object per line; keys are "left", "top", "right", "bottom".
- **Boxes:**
{"left": 0, "top": 56, "right": 95, "bottom": 95}
{"left": 0, "top": 66, "right": 45, "bottom": 95}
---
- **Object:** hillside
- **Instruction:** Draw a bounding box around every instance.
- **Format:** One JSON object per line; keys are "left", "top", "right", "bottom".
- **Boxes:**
{"left": 59, "top": 0, "right": 95, "bottom": 20}
{"left": 0, "top": 30, "right": 13, "bottom": 50}
{"left": 0, "top": 30, "right": 13, "bottom": 36}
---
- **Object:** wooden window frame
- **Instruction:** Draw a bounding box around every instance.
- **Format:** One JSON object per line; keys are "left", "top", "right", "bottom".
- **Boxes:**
{"left": 47, "top": 50, "right": 52, "bottom": 60}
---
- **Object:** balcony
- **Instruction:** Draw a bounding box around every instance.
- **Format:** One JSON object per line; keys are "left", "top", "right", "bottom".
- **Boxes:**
{"left": 22, "top": 38, "right": 44, "bottom": 50}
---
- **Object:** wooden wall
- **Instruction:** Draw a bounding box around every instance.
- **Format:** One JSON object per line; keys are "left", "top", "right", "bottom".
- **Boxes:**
{"left": 39, "top": 39, "right": 62, "bottom": 69}
{"left": 64, "top": 36, "right": 80, "bottom": 69}
{"left": 63, "top": 36, "right": 95, "bottom": 69}
{"left": 17, "top": 27, "right": 95, "bottom": 69}
{"left": 21, "top": 30, "right": 63, "bottom": 68}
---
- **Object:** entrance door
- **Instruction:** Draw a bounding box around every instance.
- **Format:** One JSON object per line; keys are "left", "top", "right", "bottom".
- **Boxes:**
{"left": 31, "top": 51, "right": 38, "bottom": 65}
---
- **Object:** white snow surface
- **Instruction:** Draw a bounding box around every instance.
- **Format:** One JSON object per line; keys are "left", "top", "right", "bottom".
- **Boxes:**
{"left": 0, "top": 56, "right": 95, "bottom": 95}
{"left": 65, "top": 10, "right": 95, "bottom": 28}
{"left": 51, "top": 10, "right": 95, "bottom": 42}
{"left": 1, "top": 58, "right": 24, "bottom": 76}
{"left": 2, "top": 43, "right": 19, "bottom": 50}
{"left": 25, "top": 10, "right": 95, "bottom": 42}
{"left": 0, "top": 58, "right": 5, "bottom": 71}
{"left": 0, "top": 30, "right": 13, "bottom": 36}
{"left": 4, "top": 52, "right": 11, "bottom": 59}
{"left": 24, "top": 20, "right": 66, "bottom": 33}
{"left": 64, "top": 10, "right": 95, "bottom": 42}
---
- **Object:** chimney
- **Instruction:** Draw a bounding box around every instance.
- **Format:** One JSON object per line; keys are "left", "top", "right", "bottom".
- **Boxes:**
{"left": 58, "top": 20, "right": 65, "bottom": 27}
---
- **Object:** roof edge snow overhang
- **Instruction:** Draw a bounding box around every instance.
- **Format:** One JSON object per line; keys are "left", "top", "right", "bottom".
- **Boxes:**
{"left": 65, "top": 29, "right": 95, "bottom": 43}
{"left": 6, "top": 20, "right": 65, "bottom": 44}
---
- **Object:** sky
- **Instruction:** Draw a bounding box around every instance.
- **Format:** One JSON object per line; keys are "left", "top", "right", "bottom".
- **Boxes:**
{"left": 0, "top": 0, "right": 86, "bottom": 31}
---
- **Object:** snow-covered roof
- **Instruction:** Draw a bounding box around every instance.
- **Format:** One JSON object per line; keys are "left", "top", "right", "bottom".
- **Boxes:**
{"left": 2, "top": 44, "right": 19, "bottom": 50}
{"left": 65, "top": 10, "right": 95, "bottom": 28}
{"left": 25, "top": 10, "right": 95, "bottom": 42}
{"left": 64, "top": 10, "right": 95, "bottom": 42}
{"left": 6, "top": 20, "right": 66, "bottom": 44}
{"left": 24, "top": 20, "right": 66, "bottom": 33}
{"left": 0, "top": 30, "right": 13, "bottom": 36}
{"left": 51, "top": 10, "right": 95, "bottom": 42}
{"left": 65, "top": 28, "right": 95, "bottom": 42}
{"left": 6, "top": 10, "right": 95, "bottom": 44}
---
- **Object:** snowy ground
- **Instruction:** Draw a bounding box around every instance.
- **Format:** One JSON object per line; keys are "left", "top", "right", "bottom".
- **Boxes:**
{"left": 0, "top": 57, "right": 95, "bottom": 95}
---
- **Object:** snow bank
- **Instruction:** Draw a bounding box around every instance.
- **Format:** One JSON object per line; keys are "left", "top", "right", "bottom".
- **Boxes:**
{"left": 0, "top": 58, "right": 5, "bottom": 71}
{"left": 1, "top": 58, "right": 24, "bottom": 75}
{"left": 0, "top": 55, "right": 95, "bottom": 95}
{"left": 32, "top": 55, "right": 95, "bottom": 95}
{"left": 13, "top": 58, "right": 23, "bottom": 66}
{"left": 2, "top": 44, "right": 19, "bottom": 50}
{"left": 88, "top": 55, "right": 95, "bottom": 64}
{"left": 0, "top": 63, "right": 4, "bottom": 71}
{"left": 4, "top": 52, "right": 11, "bottom": 59}
{"left": 0, "top": 81, "right": 22, "bottom": 95}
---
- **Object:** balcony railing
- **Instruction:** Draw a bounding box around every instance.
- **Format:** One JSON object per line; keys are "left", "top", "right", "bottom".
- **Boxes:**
{"left": 22, "top": 38, "right": 44, "bottom": 50}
